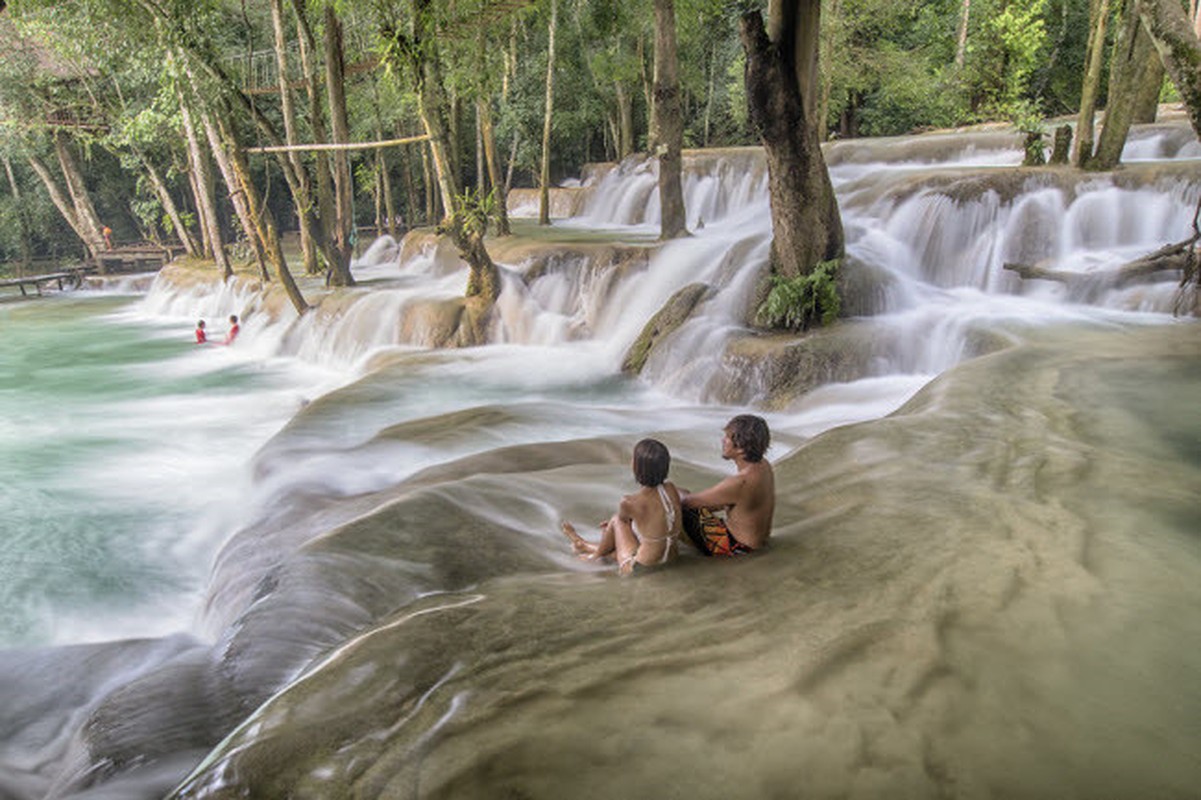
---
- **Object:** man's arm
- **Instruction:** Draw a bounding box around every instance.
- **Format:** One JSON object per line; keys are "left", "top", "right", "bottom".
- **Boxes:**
{"left": 681, "top": 475, "right": 744, "bottom": 511}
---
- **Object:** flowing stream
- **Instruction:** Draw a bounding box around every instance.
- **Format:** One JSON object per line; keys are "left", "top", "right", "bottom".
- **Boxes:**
{"left": 1, "top": 120, "right": 1199, "bottom": 800}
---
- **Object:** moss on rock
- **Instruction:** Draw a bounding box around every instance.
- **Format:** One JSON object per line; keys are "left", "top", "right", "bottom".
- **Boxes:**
{"left": 622, "top": 282, "right": 712, "bottom": 374}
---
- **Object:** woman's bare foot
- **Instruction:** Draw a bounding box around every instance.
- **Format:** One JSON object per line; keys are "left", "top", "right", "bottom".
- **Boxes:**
{"left": 560, "top": 521, "right": 594, "bottom": 555}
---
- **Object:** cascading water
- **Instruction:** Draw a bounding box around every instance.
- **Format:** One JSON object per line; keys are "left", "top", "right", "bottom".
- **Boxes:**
{"left": 2, "top": 117, "right": 1198, "bottom": 800}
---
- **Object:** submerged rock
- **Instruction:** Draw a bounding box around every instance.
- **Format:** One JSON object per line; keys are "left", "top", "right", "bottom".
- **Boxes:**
{"left": 166, "top": 323, "right": 1201, "bottom": 800}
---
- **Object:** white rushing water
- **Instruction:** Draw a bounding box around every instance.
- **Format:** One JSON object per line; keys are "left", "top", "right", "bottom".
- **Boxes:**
{"left": 2, "top": 119, "right": 1198, "bottom": 800}
{"left": 5, "top": 120, "right": 1195, "bottom": 649}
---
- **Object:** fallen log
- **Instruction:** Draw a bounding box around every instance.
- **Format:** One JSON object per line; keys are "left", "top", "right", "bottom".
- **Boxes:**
{"left": 1004, "top": 236, "right": 1199, "bottom": 292}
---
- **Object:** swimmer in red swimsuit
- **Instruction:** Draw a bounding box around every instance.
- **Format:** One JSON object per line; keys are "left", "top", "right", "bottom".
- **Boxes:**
{"left": 195, "top": 320, "right": 208, "bottom": 344}
{"left": 222, "top": 314, "right": 240, "bottom": 345}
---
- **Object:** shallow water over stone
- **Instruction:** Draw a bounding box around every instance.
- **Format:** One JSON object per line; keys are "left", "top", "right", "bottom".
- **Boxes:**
{"left": 1, "top": 119, "right": 1199, "bottom": 799}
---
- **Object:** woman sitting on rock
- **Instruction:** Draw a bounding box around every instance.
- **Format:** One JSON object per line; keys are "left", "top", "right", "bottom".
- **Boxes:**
{"left": 561, "top": 438, "right": 683, "bottom": 575}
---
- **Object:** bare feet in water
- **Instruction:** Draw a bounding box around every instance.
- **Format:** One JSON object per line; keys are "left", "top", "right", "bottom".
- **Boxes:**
{"left": 560, "top": 521, "right": 594, "bottom": 557}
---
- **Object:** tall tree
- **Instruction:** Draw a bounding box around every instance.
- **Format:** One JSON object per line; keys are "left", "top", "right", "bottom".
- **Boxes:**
{"left": 956, "top": 0, "right": 971, "bottom": 69}
{"left": 2, "top": 156, "right": 34, "bottom": 270}
{"left": 269, "top": 0, "right": 320, "bottom": 276}
{"left": 322, "top": 5, "right": 356, "bottom": 285}
{"left": 739, "top": 1, "right": 844, "bottom": 288}
{"left": 1135, "top": 0, "right": 1201, "bottom": 139}
{"left": 539, "top": 0, "right": 558, "bottom": 226}
{"left": 1074, "top": 0, "right": 1111, "bottom": 166}
{"left": 1089, "top": 0, "right": 1160, "bottom": 169}
{"left": 381, "top": 0, "right": 460, "bottom": 221}
{"left": 652, "top": 0, "right": 687, "bottom": 240}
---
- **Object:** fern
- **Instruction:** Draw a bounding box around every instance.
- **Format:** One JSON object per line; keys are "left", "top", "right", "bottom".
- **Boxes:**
{"left": 756, "top": 259, "right": 842, "bottom": 332}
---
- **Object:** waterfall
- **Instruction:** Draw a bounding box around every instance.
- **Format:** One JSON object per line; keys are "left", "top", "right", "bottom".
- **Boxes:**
{"left": 139, "top": 118, "right": 1196, "bottom": 403}
{"left": 6, "top": 119, "right": 1199, "bottom": 800}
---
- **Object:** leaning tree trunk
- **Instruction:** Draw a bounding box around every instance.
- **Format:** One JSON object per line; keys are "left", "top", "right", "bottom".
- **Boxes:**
{"left": 740, "top": 2, "right": 844, "bottom": 282}
{"left": 178, "top": 96, "right": 231, "bottom": 277}
{"left": 26, "top": 153, "right": 95, "bottom": 258}
{"left": 1091, "top": 0, "right": 1160, "bottom": 170}
{"left": 539, "top": 0, "right": 558, "bottom": 226}
{"left": 140, "top": 156, "right": 199, "bottom": 257}
{"left": 53, "top": 134, "right": 108, "bottom": 257}
{"left": 1131, "top": 54, "right": 1165, "bottom": 123}
{"left": 198, "top": 103, "right": 271, "bottom": 281}
{"left": 1135, "top": 0, "right": 1201, "bottom": 140}
{"left": 1075, "top": 0, "right": 1111, "bottom": 167}
{"left": 652, "top": 0, "right": 688, "bottom": 240}
{"left": 214, "top": 114, "right": 309, "bottom": 315}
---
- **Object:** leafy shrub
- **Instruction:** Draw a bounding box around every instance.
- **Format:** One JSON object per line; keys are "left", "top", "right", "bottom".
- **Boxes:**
{"left": 756, "top": 259, "right": 842, "bottom": 332}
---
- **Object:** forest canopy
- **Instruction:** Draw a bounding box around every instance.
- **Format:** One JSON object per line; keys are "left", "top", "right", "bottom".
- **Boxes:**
{"left": 0, "top": 0, "right": 1187, "bottom": 272}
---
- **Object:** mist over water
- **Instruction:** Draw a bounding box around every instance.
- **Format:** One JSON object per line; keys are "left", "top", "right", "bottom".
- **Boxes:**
{"left": 1, "top": 120, "right": 1199, "bottom": 800}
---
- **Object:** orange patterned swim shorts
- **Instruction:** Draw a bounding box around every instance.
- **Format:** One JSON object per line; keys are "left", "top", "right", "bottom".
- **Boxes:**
{"left": 685, "top": 508, "right": 754, "bottom": 557}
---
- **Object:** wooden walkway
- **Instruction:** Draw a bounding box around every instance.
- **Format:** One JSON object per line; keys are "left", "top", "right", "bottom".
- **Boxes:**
{"left": 0, "top": 266, "right": 95, "bottom": 297}
{"left": 93, "top": 244, "right": 184, "bottom": 275}
{"left": 1, "top": 243, "right": 185, "bottom": 298}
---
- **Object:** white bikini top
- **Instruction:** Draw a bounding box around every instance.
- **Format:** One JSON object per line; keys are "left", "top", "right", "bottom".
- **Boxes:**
{"left": 632, "top": 484, "right": 679, "bottom": 564}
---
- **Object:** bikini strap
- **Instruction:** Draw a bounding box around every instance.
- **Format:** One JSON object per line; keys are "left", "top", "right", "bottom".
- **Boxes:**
{"left": 656, "top": 484, "right": 677, "bottom": 533}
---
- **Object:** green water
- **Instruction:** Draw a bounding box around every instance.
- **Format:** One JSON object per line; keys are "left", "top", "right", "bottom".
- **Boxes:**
{"left": 0, "top": 296, "right": 310, "bottom": 646}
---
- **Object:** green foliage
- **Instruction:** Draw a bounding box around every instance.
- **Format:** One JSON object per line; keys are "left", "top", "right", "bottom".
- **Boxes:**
{"left": 756, "top": 260, "right": 842, "bottom": 332}
{"left": 442, "top": 187, "right": 497, "bottom": 239}
{"left": 822, "top": 0, "right": 971, "bottom": 137}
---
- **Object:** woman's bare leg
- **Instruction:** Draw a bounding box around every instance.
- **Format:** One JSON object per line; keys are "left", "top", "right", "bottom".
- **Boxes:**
{"left": 612, "top": 516, "right": 639, "bottom": 575}
{"left": 560, "top": 521, "right": 596, "bottom": 556}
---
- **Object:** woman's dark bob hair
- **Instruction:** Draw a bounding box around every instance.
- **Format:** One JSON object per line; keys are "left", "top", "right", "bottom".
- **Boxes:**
{"left": 632, "top": 438, "right": 671, "bottom": 487}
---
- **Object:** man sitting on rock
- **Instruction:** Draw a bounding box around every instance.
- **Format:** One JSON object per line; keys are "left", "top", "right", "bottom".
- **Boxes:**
{"left": 680, "top": 414, "right": 775, "bottom": 556}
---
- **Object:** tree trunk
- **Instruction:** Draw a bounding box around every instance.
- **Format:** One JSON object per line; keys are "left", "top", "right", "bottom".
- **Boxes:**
{"left": 386, "top": 1, "right": 460, "bottom": 222}
{"left": 1004, "top": 236, "right": 1197, "bottom": 289}
{"left": 653, "top": 0, "right": 688, "bottom": 240}
{"left": 53, "top": 134, "right": 108, "bottom": 257}
{"left": 1075, "top": 0, "right": 1111, "bottom": 166}
{"left": 740, "top": 3, "right": 844, "bottom": 284}
{"left": 539, "top": 0, "right": 558, "bottom": 226}
{"left": 27, "top": 154, "right": 87, "bottom": 248}
{"left": 367, "top": 80, "right": 398, "bottom": 238}
{"left": 270, "top": 0, "right": 320, "bottom": 277}
{"left": 1135, "top": 0, "right": 1201, "bottom": 140}
{"left": 422, "top": 146, "right": 436, "bottom": 223}
{"left": 323, "top": 6, "right": 356, "bottom": 286}
{"left": 1132, "top": 54, "right": 1165, "bottom": 123}
{"left": 179, "top": 98, "right": 231, "bottom": 277}
{"left": 956, "top": 0, "right": 971, "bottom": 69}
{"left": 214, "top": 113, "right": 309, "bottom": 315}
{"left": 1092, "top": 1, "right": 1159, "bottom": 170}
{"left": 201, "top": 108, "right": 271, "bottom": 281}
{"left": 615, "top": 81, "right": 634, "bottom": 159}
{"left": 292, "top": 2, "right": 339, "bottom": 277}
{"left": 140, "top": 155, "right": 199, "bottom": 256}
{"left": 703, "top": 49, "right": 716, "bottom": 147}
{"left": 399, "top": 143, "right": 419, "bottom": 228}
{"left": 818, "top": 0, "right": 841, "bottom": 142}
{"left": 637, "top": 37, "right": 656, "bottom": 152}
{"left": 3, "top": 157, "right": 33, "bottom": 272}
{"left": 478, "top": 96, "right": 511, "bottom": 235}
